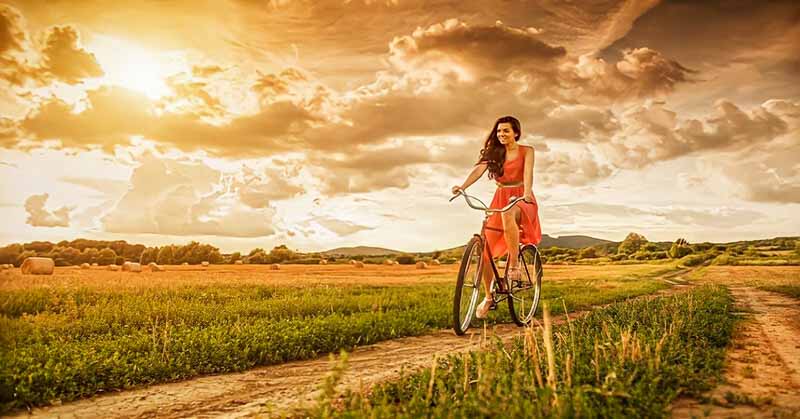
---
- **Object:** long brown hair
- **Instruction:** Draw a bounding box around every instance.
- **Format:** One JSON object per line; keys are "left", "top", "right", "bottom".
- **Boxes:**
{"left": 477, "top": 116, "right": 521, "bottom": 179}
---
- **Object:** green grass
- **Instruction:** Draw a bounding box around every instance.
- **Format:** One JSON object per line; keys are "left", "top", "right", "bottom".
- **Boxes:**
{"left": 0, "top": 268, "right": 672, "bottom": 413}
{"left": 310, "top": 286, "right": 734, "bottom": 418}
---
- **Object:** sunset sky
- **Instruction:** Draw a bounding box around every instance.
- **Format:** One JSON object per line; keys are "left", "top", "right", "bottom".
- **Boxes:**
{"left": 0, "top": 0, "right": 798, "bottom": 253}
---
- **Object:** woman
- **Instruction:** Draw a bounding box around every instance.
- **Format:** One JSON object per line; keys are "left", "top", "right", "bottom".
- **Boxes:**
{"left": 451, "top": 116, "right": 542, "bottom": 319}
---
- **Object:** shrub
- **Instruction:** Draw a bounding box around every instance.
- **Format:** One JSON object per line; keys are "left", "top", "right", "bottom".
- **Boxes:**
{"left": 669, "top": 243, "right": 693, "bottom": 259}
{"left": 290, "top": 258, "right": 322, "bottom": 265}
{"left": 395, "top": 255, "right": 416, "bottom": 265}
{"left": 711, "top": 253, "right": 736, "bottom": 266}
{"left": 578, "top": 247, "right": 597, "bottom": 259}
{"left": 680, "top": 253, "right": 714, "bottom": 267}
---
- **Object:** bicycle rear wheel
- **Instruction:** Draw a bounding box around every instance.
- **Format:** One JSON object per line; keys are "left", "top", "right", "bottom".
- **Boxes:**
{"left": 453, "top": 236, "right": 485, "bottom": 335}
{"left": 508, "top": 244, "right": 543, "bottom": 326}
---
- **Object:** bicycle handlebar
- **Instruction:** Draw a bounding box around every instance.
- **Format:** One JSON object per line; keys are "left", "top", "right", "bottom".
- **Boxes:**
{"left": 449, "top": 189, "right": 528, "bottom": 214}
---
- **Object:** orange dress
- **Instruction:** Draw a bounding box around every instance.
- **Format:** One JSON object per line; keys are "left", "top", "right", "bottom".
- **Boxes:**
{"left": 484, "top": 145, "right": 542, "bottom": 258}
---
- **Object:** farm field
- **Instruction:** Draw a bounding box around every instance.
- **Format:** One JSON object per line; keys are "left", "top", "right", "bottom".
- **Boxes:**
{"left": 1, "top": 262, "right": 674, "bottom": 414}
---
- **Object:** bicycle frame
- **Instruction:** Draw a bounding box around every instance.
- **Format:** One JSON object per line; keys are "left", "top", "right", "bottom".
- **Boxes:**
{"left": 450, "top": 191, "right": 528, "bottom": 303}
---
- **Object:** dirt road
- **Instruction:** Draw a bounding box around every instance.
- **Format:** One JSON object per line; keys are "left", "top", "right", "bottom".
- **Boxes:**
{"left": 671, "top": 287, "right": 800, "bottom": 418}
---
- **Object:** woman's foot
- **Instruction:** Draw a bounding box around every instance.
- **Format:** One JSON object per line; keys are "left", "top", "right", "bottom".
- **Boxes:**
{"left": 476, "top": 295, "right": 493, "bottom": 319}
{"left": 507, "top": 265, "right": 521, "bottom": 282}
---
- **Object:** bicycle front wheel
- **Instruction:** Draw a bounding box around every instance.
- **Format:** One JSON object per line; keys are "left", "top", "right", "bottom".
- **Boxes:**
{"left": 508, "top": 244, "right": 543, "bottom": 326}
{"left": 453, "top": 236, "right": 485, "bottom": 335}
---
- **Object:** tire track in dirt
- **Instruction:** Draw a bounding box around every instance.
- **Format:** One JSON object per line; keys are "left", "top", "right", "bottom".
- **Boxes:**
{"left": 9, "top": 270, "right": 693, "bottom": 419}
{"left": 671, "top": 287, "right": 800, "bottom": 418}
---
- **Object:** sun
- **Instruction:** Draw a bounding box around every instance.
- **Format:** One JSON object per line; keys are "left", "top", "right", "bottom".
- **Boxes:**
{"left": 88, "top": 36, "right": 184, "bottom": 100}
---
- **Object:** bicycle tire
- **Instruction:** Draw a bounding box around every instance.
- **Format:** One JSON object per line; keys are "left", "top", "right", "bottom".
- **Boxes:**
{"left": 508, "top": 244, "right": 543, "bottom": 326}
{"left": 453, "top": 236, "right": 484, "bottom": 335}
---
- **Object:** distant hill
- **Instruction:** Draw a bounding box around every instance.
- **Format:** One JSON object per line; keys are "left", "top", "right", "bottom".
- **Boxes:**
{"left": 321, "top": 246, "right": 404, "bottom": 256}
{"left": 435, "top": 234, "right": 614, "bottom": 255}
{"left": 538, "top": 234, "right": 614, "bottom": 249}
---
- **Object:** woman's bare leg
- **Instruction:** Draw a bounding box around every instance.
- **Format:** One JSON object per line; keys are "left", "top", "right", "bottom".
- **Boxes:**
{"left": 481, "top": 251, "right": 493, "bottom": 298}
{"left": 501, "top": 205, "right": 522, "bottom": 271}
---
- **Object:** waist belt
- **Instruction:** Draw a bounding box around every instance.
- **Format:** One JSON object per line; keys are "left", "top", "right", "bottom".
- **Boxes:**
{"left": 495, "top": 181, "right": 523, "bottom": 188}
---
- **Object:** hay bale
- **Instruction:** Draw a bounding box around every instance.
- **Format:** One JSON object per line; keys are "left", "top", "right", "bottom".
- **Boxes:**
{"left": 91, "top": 262, "right": 98, "bottom": 267}
{"left": 20, "top": 257, "right": 55, "bottom": 275}
{"left": 201, "top": 261, "right": 210, "bottom": 267}
{"left": 270, "top": 263, "right": 280, "bottom": 270}
{"left": 234, "top": 260, "right": 243, "bottom": 265}
{"left": 431, "top": 259, "right": 441, "bottom": 266}
{"left": 181, "top": 262, "right": 189, "bottom": 265}
{"left": 107, "top": 264, "right": 120, "bottom": 271}
{"left": 354, "top": 261, "right": 365, "bottom": 268}
{"left": 349, "top": 259, "right": 357, "bottom": 265}
{"left": 122, "top": 262, "right": 142, "bottom": 272}
{"left": 148, "top": 262, "right": 164, "bottom": 272}
{"left": 394, "top": 261, "right": 400, "bottom": 265}
{"left": 383, "top": 259, "right": 394, "bottom": 265}
{"left": 319, "top": 259, "right": 328, "bottom": 265}
{"left": 416, "top": 261, "right": 428, "bottom": 269}
{"left": 80, "top": 263, "right": 90, "bottom": 269}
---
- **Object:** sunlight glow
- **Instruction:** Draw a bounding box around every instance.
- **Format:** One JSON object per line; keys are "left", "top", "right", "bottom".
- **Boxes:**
{"left": 88, "top": 36, "right": 187, "bottom": 99}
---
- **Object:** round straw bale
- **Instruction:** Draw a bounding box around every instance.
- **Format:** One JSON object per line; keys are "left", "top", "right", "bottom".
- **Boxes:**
{"left": 319, "top": 259, "right": 328, "bottom": 265}
{"left": 354, "top": 261, "right": 365, "bottom": 268}
{"left": 181, "top": 262, "right": 189, "bottom": 265}
{"left": 201, "top": 261, "right": 210, "bottom": 267}
{"left": 91, "top": 262, "right": 98, "bottom": 266}
{"left": 384, "top": 259, "right": 394, "bottom": 265}
{"left": 80, "top": 263, "right": 90, "bottom": 269}
{"left": 21, "top": 257, "right": 55, "bottom": 275}
{"left": 122, "top": 262, "right": 142, "bottom": 272}
{"left": 148, "top": 262, "right": 164, "bottom": 272}
{"left": 416, "top": 261, "right": 428, "bottom": 269}
{"left": 234, "top": 260, "right": 243, "bottom": 265}
{"left": 270, "top": 263, "right": 280, "bottom": 270}
{"left": 431, "top": 259, "right": 441, "bottom": 266}
{"left": 349, "top": 259, "right": 357, "bottom": 265}
{"left": 107, "top": 264, "right": 120, "bottom": 271}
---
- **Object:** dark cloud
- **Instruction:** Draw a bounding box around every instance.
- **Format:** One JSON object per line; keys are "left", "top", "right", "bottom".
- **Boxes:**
{"left": 40, "top": 25, "right": 103, "bottom": 83}
{"left": 0, "top": 6, "right": 103, "bottom": 86}
{"left": 24, "top": 193, "right": 71, "bottom": 227}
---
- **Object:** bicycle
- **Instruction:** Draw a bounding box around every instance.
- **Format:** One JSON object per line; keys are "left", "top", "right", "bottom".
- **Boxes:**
{"left": 449, "top": 189, "right": 543, "bottom": 335}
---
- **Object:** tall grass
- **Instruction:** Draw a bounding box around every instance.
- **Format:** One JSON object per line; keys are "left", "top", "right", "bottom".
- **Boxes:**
{"left": 1, "top": 267, "right": 669, "bottom": 413}
{"left": 312, "top": 286, "right": 734, "bottom": 418}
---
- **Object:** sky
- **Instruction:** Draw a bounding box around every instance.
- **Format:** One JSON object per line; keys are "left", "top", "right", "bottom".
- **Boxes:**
{"left": 0, "top": 0, "right": 798, "bottom": 253}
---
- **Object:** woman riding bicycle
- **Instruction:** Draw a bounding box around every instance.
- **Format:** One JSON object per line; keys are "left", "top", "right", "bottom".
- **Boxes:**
{"left": 451, "top": 115, "right": 542, "bottom": 319}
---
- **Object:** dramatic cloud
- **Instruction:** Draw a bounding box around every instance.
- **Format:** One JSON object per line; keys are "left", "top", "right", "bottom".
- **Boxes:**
{"left": 40, "top": 25, "right": 103, "bottom": 83}
{"left": 17, "top": 84, "right": 316, "bottom": 155}
{"left": 100, "top": 155, "right": 282, "bottom": 237}
{"left": 0, "top": 6, "right": 103, "bottom": 86}
{"left": 24, "top": 193, "right": 70, "bottom": 227}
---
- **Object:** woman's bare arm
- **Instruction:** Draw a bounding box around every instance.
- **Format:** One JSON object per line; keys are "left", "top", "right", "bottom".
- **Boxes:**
{"left": 523, "top": 146, "right": 534, "bottom": 201}
{"left": 454, "top": 162, "right": 488, "bottom": 192}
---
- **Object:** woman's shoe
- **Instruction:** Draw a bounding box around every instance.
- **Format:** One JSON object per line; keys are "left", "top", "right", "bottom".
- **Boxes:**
{"left": 476, "top": 295, "right": 493, "bottom": 319}
{"left": 507, "top": 265, "right": 521, "bottom": 282}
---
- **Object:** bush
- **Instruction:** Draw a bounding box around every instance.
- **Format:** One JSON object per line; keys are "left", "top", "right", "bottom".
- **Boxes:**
{"left": 289, "top": 258, "right": 321, "bottom": 265}
{"left": 669, "top": 243, "right": 693, "bottom": 259}
{"left": 440, "top": 257, "right": 458, "bottom": 264}
{"left": 711, "top": 253, "right": 736, "bottom": 266}
{"left": 578, "top": 247, "right": 597, "bottom": 259}
{"left": 680, "top": 253, "right": 714, "bottom": 267}
{"left": 395, "top": 255, "right": 416, "bottom": 265}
